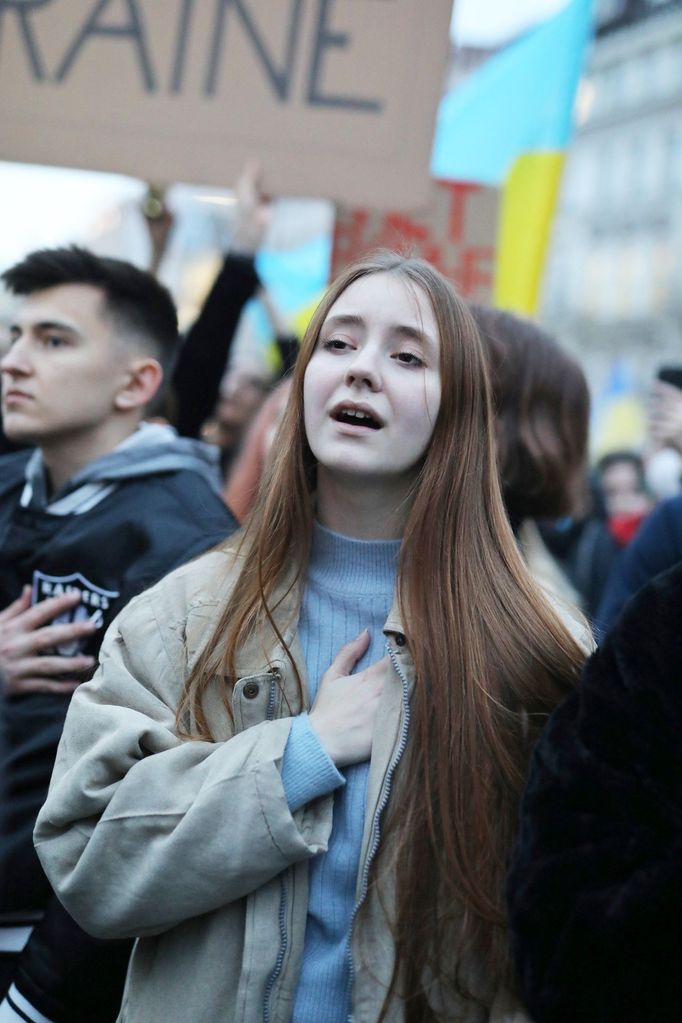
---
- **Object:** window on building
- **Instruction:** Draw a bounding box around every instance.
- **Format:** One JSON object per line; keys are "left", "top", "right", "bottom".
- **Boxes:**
{"left": 610, "top": 136, "right": 632, "bottom": 212}
{"left": 617, "top": 53, "right": 652, "bottom": 111}
{"left": 673, "top": 124, "right": 682, "bottom": 188}
{"left": 641, "top": 129, "right": 667, "bottom": 202}
{"left": 650, "top": 43, "right": 682, "bottom": 98}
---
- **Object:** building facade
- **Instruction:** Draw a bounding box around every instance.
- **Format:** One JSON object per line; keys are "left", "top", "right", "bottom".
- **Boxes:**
{"left": 541, "top": 0, "right": 682, "bottom": 447}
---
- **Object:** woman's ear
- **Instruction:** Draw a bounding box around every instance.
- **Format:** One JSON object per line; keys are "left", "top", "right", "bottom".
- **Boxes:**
{"left": 114, "top": 358, "right": 164, "bottom": 412}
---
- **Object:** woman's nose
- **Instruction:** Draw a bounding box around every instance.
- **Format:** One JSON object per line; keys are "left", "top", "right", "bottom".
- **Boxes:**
{"left": 344, "top": 349, "right": 381, "bottom": 390}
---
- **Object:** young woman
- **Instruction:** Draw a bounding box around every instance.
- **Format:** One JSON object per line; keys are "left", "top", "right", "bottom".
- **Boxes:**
{"left": 35, "top": 253, "right": 586, "bottom": 1023}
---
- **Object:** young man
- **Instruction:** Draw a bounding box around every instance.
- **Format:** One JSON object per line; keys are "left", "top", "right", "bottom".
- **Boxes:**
{"left": 0, "top": 246, "right": 236, "bottom": 1022}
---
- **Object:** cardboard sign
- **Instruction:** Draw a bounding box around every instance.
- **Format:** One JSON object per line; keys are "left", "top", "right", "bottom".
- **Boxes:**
{"left": 0, "top": 0, "right": 452, "bottom": 209}
{"left": 332, "top": 180, "right": 500, "bottom": 302}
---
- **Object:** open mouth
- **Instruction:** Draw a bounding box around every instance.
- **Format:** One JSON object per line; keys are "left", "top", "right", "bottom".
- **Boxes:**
{"left": 332, "top": 404, "right": 382, "bottom": 430}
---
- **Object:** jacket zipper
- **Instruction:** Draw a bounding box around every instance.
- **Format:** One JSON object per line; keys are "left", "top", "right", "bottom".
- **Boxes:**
{"left": 263, "top": 668, "right": 288, "bottom": 1023}
{"left": 266, "top": 668, "right": 280, "bottom": 720}
{"left": 344, "top": 644, "right": 412, "bottom": 1022}
{"left": 263, "top": 874, "right": 289, "bottom": 1023}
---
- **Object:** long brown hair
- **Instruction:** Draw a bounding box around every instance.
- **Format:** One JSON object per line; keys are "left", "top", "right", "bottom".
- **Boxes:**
{"left": 178, "top": 252, "right": 585, "bottom": 1018}
{"left": 471, "top": 304, "right": 590, "bottom": 523}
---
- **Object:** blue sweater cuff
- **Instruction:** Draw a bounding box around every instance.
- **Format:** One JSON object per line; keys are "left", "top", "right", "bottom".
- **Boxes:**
{"left": 281, "top": 713, "right": 345, "bottom": 812}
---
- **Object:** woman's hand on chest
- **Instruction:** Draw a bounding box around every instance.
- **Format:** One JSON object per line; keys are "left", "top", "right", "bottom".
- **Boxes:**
{"left": 308, "top": 628, "right": 389, "bottom": 768}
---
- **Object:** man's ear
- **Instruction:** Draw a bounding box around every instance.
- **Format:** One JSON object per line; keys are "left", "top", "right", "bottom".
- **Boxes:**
{"left": 114, "top": 358, "right": 164, "bottom": 412}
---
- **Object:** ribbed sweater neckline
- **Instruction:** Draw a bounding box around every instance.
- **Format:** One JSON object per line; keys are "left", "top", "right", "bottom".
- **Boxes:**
{"left": 307, "top": 520, "right": 400, "bottom": 596}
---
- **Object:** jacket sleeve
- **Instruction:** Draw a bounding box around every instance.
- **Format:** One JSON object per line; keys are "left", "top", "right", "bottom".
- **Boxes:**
{"left": 171, "top": 253, "right": 260, "bottom": 438}
{"left": 507, "top": 561, "right": 682, "bottom": 1023}
{"left": 34, "top": 588, "right": 333, "bottom": 942}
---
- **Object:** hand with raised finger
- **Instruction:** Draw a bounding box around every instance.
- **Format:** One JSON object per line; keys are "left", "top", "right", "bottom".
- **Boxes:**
{"left": 0, "top": 587, "right": 98, "bottom": 696}
{"left": 308, "top": 629, "right": 389, "bottom": 768}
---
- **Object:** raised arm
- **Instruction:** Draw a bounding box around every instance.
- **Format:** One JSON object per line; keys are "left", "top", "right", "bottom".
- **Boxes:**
{"left": 171, "top": 163, "right": 270, "bottom": 438}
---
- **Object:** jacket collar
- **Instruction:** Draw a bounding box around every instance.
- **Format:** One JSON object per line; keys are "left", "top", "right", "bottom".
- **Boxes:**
{"left": 185, "top": 548, "right": 408, "bottom": 676}
{"left": 383, "top": 594, "right": 405, "bottom": 639}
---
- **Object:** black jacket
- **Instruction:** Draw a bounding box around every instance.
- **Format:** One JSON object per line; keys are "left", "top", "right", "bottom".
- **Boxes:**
{"left": 507, "top": 559, "right": 682, "bottom": 1023}
{"left": 0, "top": 438, "right": 236, "bottom": 1022}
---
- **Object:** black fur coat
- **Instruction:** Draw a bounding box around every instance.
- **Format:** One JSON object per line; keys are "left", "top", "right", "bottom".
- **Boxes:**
{"left": 507, "top": 559, "right": 682, "bottom": 1023}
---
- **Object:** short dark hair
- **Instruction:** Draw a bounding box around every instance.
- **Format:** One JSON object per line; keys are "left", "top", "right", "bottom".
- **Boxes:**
{"left": 471, "top": 304, "right": 589, "bottom": 522}
{"left": 596, "top": 450, "right": 646, "bottom": 488}
{"left": 2, "top": 246, "right": 179, "bottom": 376}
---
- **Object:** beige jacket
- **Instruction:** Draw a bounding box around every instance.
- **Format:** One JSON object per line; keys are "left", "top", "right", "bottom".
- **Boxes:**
{"left": 35, "top": 547, "right": 530, "bottom": 1023}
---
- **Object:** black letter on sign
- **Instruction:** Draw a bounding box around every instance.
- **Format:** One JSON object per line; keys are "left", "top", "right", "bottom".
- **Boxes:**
{"left": 0, "top": 0, "right": 51, "bottom": 80}
{"left": 55, "top": 0, "right": 156, "bottom": 92}
{"left": 307, "top": 0, "right": 381, "bottom": 111}
{"left": 170, "top": 0, "right": 195, "bottom": 93}
{"left": 205, "top": 0, "right": 303, "bottom": 100}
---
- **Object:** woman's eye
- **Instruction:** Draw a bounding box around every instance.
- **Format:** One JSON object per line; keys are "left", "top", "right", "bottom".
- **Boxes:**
{"left": 321, "top": 337, "right": 351, "bottom": 352}
{"left": 45, "top": 335, "right": 66, "bottom": 348}
{"left": 394, "top": 351, "right": 424, "bottom": 367}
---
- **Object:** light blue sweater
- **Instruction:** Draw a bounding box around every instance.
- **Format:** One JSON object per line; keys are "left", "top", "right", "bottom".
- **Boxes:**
{"left": 281, "top": 522, "right": 399, "bottom": 1023}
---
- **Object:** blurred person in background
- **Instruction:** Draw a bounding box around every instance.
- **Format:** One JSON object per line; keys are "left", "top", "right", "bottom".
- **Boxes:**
{"left": 643, "top": 372, "right": 682, "bottom": 501}
{"left": 595, "top": 371, "right": 682, "bottom": 634}
{"left": 34, "top": 252, "right": 586, "bottom": 1023}
{"left": 472, "top": 305, "right": 614, "bottom": 626}
{"left": 0, "top": 247, "right": 235, "bottom": 1023}
{"left": 594, "top": 450, "right": 652, "bottom": 547}
{"left": 596, "top": 485, "right": 682, "bottom": 635}
{"left": 223, "top": 376, "right": 293, "bottom": 522}
{"left": 201, "top": 352, "right": 275, "bottom": 473}
{"left": 149, "top": 164, "right": 297, "bottom": 475}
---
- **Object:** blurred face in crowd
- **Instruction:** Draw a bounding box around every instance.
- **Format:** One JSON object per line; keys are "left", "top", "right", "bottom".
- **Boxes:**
{"left": 600, "top": 459, "right": 650, "bottom": 517}
{"left": 303, "top": 271, "right": 441, "bottom": 490}
{"left": 262, "top": 379, "right": 292, "bottom": 461}
{"left": 212, "top": 364, "right": 270, "bottom": 449}
{"left": 1, "top": 284, "right": 137, "bottom": 449}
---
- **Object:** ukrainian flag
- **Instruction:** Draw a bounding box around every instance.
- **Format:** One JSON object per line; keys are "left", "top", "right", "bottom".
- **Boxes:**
{"left": 591, "top": 359, "right": 647, "bottom": 456}
{"left": 233, "top": 222, "right": 333, "bottom": 373}
{"left": 431, "top": 0, "right": 593, "bottom": 314}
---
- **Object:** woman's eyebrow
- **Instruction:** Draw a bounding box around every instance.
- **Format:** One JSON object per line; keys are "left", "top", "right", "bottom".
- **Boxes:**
{"left": 392, "top": 324, "right": 436, "bottom": 351}
{"left": 322, "top": 315, "right": 435, "bottom": 350}
{"left": 321, "top": 313, "right": 365, "bottom": 331}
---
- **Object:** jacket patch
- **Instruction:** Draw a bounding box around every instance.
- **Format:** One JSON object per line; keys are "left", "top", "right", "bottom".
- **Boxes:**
{"left": 31, "top": 571, "right": 120, "bottom": 655}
